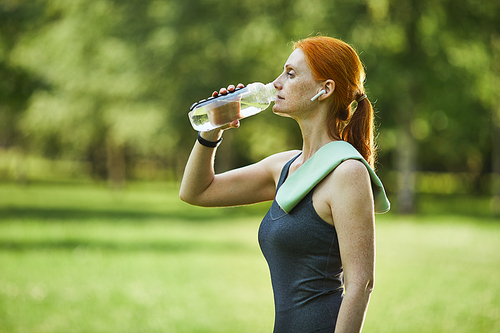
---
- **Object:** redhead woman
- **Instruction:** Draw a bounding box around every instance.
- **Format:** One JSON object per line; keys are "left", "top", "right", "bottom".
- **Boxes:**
{"left": 180, "top": 36, "right": 389, "bottom": 333}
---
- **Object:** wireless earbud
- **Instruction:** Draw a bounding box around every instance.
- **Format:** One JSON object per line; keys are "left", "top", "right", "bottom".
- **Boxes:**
{"left": 310, "top": 89, "right": 326, "bottom": 101}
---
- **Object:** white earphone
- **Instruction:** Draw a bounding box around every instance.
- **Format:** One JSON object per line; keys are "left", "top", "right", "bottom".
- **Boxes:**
{"left": 310, "top": 89, "right": 326, "bottom": 101}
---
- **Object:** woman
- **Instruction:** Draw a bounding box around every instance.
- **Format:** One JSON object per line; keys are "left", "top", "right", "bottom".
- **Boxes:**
{"left": 180, "top": 36, "right": 389, "bottom": 333}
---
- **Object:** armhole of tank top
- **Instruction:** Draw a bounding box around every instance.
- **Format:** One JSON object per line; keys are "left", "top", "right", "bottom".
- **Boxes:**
{"left": 276, "top": 153, "right": 302, "bottom": 193}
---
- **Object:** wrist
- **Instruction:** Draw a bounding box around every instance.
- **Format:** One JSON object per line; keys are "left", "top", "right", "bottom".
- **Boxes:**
{"left": 197, "top": 131, "right": 223, "bottom": 148}
{"left": 199, "top": 130, "right": 223, "bottom": 142}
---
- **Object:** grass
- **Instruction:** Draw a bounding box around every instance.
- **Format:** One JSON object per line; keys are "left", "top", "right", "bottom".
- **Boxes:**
{"left": 0, "top": 182, "right": 499, "bottom": 332}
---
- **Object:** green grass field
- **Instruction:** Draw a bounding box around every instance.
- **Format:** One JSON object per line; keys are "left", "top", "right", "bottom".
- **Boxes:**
{"left": 0, "top": 182, "right": 499, "bottom": 332}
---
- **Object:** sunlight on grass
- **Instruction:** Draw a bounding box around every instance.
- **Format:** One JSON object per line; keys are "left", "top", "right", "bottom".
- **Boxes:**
{"left": 0, "top": 183, "right": 499, "bottom": 332}
{"left": 366, "top": 215, "right": 500, "bottom": 333}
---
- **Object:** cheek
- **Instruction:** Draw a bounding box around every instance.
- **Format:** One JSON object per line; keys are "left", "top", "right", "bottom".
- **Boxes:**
{"left": 274, "top": 78, "right": 316, "bottom": 114}
{"left": 289, "top": 81, "right": 308, "bottom": 96}
{"left": 291, "top": 75, "right": 319, "bottom": 101}
{"left": 289, "top": 83, "right": 315, "bottom": 108}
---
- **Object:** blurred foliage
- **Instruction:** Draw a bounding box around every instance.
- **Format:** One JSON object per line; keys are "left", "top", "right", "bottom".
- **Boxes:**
{"left": 0, "top": 0, "right": 499, "bottom": 202}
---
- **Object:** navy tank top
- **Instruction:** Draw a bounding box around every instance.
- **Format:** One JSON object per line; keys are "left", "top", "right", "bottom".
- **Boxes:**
{"left": 258, "top": 154, "right": 344, "bottom": 333}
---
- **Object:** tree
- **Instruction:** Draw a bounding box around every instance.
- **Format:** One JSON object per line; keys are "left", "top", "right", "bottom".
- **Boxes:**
{"left": 4, "top": 0, "right": 498, "bottom": 213}
{"left": 0, "top": 1, "right": 49, "bottom": 181}
{"left": 12, "top": 0, "right": 174, "bottom": 185}
{"left": 346, "top": 0, "right": 498, "bottom": 213}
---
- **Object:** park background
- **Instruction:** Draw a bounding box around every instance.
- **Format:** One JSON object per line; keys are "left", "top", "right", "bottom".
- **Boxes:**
{"left": 0, "top": 0, "right": 499, "bottom": 332}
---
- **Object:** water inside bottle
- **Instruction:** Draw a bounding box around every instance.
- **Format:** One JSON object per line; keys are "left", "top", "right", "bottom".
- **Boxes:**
{"left": 189, "top": 100, "right": 271, "bottom": 131}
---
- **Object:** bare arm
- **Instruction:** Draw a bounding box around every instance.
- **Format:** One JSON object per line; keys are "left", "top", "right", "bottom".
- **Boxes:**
{"left": 328, "top": 160, "right": 375, "bottom": 333}
{"left": 179, "top": 128, "right": 290, "bottom": 207}
{"left": 179, "top": 84, "right": 296, "bottom": 207}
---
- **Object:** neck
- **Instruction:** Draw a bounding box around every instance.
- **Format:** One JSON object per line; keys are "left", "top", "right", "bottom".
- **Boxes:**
{"left": 295, "top": 108, "right": 340, "bottom": 163}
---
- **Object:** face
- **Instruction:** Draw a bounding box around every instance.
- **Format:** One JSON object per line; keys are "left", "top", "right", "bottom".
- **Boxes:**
{"left": 272, "top": 48, "right": 321, "bottom": 117}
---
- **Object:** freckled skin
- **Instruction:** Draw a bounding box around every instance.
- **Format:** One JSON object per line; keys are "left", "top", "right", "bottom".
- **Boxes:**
{"left": 272, "top": 49, "right": 323, "bottom": 119}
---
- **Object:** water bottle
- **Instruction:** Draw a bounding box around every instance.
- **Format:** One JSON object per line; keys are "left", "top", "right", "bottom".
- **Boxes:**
{"left": 188, "top": 82, "right": 277, "bottom": 131}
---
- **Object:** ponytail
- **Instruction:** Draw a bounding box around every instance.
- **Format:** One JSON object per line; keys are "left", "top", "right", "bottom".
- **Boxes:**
{"left": 341, "top": 97, "right": 376, "bottom": 169}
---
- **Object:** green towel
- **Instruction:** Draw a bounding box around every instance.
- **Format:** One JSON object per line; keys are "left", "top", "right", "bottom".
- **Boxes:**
{"left": 275, "top": 141, "right": 390, "bottom": 214}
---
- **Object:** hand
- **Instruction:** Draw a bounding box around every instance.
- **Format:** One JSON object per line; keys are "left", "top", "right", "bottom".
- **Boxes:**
{"left": 211, "top": 83, "right": 245, "bottom": 130}
{"left": 212, "top": 83, "right": 245, "bottom": 98}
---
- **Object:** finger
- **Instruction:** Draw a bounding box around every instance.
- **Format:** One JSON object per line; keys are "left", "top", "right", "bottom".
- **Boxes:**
{"left": 227, "top": 84, "right": 236, "bottom": 92}
{"left": 236, "top": 83, "right": 244, "bottom": 89}
{"left": 219, "top": 119, "right": 240, "bottom": 130}
{"left": 228, "top": 119, "right": 240, "bottom": 128}
{"left": 219, "top": 87, "right": 228, "bottom": 95}
{"left": 212, "top": 91, "right": 218, "bottom": 97}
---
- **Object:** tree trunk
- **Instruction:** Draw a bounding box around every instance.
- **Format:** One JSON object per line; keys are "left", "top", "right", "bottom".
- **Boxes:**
{"left": 396, "top": 102, "right": 417, "bottom": 214}
{"left": 106, "top": 138, "right": 126, "bottom": 189}
{"left": 491, "top": 33, "right": 500, "bottom": 216}
{"left": 14, "top": 146, "right": 28, "bottom": 185}
{"left": 492, "top": 118, "right": 500, "bottom": 216}
{"left": 394, "top": 0, "right": 421, "bottom": 214}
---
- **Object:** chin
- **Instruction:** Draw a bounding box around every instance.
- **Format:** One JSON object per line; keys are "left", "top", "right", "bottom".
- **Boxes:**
{"left": 273, "top": 110, "right": 291, "bottom": 118}
{"left": 273, "top": 103, "right": 295, "bottom": 117}
{"left": 272, "top": 105, "right": 285, "bottom": 115}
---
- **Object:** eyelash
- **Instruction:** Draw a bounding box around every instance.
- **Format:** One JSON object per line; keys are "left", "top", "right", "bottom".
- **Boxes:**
{"left": 286, "top": 71, "right": 294, "bottom": 78}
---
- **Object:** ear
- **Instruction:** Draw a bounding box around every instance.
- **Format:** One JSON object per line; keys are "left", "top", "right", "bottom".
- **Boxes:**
{"left": 319, "top": 80, "right": 335, "bottom": 101}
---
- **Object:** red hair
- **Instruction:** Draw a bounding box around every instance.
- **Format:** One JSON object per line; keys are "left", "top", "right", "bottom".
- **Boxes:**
{"left": 294, "top": 36, "right": 376, "bottom": 168}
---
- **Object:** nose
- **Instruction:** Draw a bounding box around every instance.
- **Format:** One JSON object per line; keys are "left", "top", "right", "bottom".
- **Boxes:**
{"left": 273, "top": 74, "right": 283, "bottom": 90}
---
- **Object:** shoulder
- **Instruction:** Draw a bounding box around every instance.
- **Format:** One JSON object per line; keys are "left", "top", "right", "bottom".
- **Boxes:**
{"left": 263, "top": 150, "right": 301, "bottom": 164}
{"left": 332, "top": 159, "right": 370, "bottom": 185}
{"left": 258, "top": 150, "right": 301, "bottom": 182}
{"left": 258, "top": 150, "right": 301, "bottom": 168}
{"left": 315, "top": 159, "right": 372, "bottom": 198}
{"left": 321, "top": 159, "right": 373, "bottom": 207}
{"left": 312, "top": 158, "right": 374, "bottom": 226}
{"left": 311, "top": 159, "right": 374, "bottom": 229}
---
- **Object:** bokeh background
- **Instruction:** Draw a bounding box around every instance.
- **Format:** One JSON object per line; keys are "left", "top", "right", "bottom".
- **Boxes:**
{"left": 0, "top": 0, "right": 499, "bottom": 332}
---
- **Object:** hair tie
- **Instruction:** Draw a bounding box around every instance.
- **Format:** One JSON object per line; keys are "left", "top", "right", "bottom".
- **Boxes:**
{"left": 356, "top": 94, "right": 367, "bottom": 103}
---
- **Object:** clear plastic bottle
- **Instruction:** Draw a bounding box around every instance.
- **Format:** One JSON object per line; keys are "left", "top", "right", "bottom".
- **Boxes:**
{"left": 188, "top": 82, "right": 277, "bottom": 131}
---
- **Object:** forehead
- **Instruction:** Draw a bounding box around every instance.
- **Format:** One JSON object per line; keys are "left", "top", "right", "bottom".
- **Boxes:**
{"left": 285, "top": 48, "right": 309, "bottom": 71}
